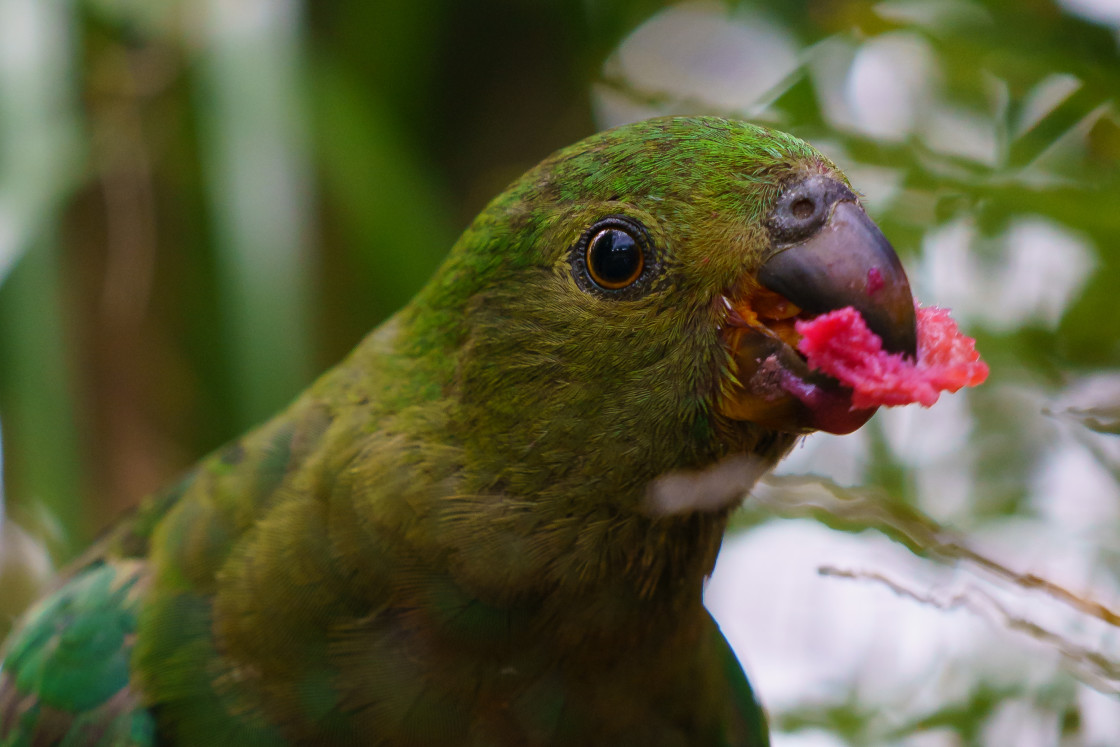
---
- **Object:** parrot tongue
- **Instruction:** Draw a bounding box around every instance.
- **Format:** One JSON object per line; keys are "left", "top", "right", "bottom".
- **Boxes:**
{"left": 716, "top": 289, "right": 876, "bottom": 435}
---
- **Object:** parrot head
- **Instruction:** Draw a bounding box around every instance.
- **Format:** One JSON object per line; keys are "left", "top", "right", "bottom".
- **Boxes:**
{"left": 406, "top": 116, "right": 915, "bottom": 510}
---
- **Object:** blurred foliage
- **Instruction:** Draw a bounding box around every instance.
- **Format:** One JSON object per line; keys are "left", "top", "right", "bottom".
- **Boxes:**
{"left": 1, "top": 0, "right": 1119, "bottom": 743}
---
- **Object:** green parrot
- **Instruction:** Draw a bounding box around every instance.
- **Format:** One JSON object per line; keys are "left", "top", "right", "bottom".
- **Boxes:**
{"left": 0, "top": 116, "right": 917, "bottom": 746}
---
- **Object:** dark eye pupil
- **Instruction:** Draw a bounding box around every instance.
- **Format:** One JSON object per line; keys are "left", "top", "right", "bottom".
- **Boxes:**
{"left": 588, "top": 228, "right": 642, "bottom": 289}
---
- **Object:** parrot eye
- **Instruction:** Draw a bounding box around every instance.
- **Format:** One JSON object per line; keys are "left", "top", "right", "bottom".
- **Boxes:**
{"left": 587, "top": 228, "right": 643, "bottom": 289}
{"left": 572, "top": 216, "right": 655, "bottom": 296}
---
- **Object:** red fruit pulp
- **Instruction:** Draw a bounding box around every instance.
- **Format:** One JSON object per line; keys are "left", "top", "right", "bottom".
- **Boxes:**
{"left": 794, "top": 304, "right": 989, "bottom": 409}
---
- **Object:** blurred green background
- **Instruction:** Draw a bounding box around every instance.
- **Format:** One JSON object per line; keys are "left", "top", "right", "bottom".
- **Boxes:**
{"left": 1, "top": 0, "right": 1118, "bottom": 743}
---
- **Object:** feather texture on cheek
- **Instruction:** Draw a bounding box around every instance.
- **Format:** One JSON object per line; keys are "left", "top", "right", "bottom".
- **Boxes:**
{"left": 452, "top": 268, "right": 733, "bottom": 504}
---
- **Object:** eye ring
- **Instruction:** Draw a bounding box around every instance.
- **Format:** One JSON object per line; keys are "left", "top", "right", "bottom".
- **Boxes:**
{"left": 572, "top": 216, "right": 655, "bottom": 296}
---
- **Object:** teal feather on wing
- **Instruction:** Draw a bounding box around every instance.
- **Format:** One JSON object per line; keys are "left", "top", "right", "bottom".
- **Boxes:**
{"left": 0, "top": 562, "right": 155, "bottom": 747}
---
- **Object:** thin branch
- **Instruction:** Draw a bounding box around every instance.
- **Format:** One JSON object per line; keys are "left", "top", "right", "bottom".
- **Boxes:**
{"left": 820, "top": 565, "right": 1120, "bottom": 693}
{"left": 756, "top": 473, "right": 1120, "bottom": 628}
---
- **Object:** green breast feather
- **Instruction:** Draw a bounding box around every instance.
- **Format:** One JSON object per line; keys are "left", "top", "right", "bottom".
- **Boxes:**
{"left": 0, "top": 116, "right": 920, "bottom": 745}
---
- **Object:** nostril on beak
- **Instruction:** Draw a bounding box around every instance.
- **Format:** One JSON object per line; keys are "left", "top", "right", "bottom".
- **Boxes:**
{"left": 766, "top": 175, "right": 856, "bottom": 246}
{"left": 789, "top": 197, "right": 817, "bottom": 222}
